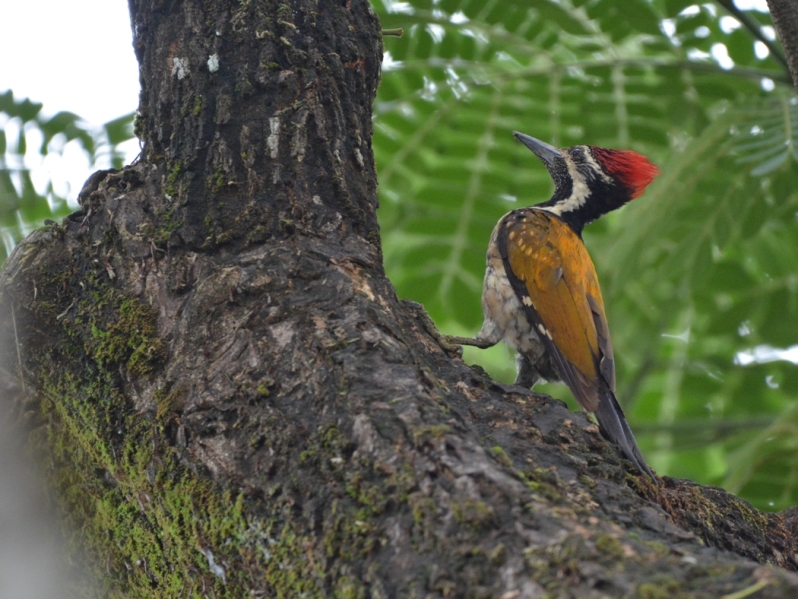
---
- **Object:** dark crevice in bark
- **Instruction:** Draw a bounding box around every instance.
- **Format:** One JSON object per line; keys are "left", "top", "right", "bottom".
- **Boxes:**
{"left": 1, "top": 0, "right": 798, "bottom": 597}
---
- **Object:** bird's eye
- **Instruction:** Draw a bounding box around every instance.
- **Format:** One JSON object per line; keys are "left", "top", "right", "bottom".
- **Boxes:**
{"left": 569, "top": 147, "right": 584, "bottom": 160}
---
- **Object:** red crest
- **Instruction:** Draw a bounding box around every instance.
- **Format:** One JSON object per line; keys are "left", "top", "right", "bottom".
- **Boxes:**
{"left": 591, "top": 147, "right": 660, "bottom": 198}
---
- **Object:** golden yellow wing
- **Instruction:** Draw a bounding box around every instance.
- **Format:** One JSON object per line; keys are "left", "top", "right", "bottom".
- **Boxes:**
{"left": 498, "top": 208, "right": 614, "bottom": 413}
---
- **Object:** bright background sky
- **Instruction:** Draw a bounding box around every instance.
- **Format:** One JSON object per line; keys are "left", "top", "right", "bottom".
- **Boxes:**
{"left": 0, "top": 0, "right": 139, "bottom": 204}
{"left": 0, "top": 0, "right": 138, "bottom": 123}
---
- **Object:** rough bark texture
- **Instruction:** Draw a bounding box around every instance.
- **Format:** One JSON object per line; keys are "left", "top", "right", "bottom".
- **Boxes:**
{"left": 766, "top": 0, "right": 798, "bottom": 94}
{"left": 2, "top": 0, "right": 798, "bottom": 597}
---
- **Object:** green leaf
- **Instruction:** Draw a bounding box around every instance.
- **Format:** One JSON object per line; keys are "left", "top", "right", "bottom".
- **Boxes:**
{"left": 749, "top": 150, "right": 789, "bottom": 176}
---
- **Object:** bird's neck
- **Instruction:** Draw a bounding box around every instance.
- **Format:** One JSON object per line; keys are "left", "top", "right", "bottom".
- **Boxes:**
{"left": 537, "top": 182, "right": 632, "bottom": 235}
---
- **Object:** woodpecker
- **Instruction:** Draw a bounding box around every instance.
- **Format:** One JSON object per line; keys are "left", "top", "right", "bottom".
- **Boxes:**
{"left": 447, "top": 131, "right": 660, "bottom": 478}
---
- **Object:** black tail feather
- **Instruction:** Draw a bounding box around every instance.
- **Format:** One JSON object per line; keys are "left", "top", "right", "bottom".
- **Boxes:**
{"left": 595, "top": 388, "right": 656, "bottom": 480}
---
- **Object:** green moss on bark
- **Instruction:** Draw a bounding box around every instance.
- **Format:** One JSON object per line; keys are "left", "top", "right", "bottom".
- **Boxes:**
{"left": 38, "top": 352, "right": 331, "bottom": 598}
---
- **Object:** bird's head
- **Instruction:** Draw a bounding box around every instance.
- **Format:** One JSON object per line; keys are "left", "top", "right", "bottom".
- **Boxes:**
{"left": 513, "top": 131, "right": 660, "bottom": 234}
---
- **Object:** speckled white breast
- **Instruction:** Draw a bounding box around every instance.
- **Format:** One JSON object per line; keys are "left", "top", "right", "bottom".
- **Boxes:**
{"left": 476, "top": 221, "right": 541, "bottom": 354}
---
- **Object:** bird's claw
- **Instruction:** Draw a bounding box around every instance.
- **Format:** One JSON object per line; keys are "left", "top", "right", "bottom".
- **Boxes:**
{"left": 402, "top": 300, "right": 464, "bottom": 357}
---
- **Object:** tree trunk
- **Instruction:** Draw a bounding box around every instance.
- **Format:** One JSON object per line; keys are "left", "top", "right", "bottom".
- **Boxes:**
{"left": 2, "top": 0, "right": 798, "bottom": 597}
{"left": 766, "top": 0, "right": 798, "bottom": 93}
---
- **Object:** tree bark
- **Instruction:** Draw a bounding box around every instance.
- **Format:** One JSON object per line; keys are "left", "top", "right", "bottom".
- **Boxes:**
{"left": 2, "top": 0, "right": 798, "bottom": 597}
{"left": 766, "top": 0, "right": 798, "bottom": 93}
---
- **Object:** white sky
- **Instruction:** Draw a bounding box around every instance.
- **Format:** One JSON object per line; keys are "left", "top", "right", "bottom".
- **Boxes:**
{"left": 0, "top": 1, "right": 139, "bottom": 207}
{"left": 0, "top": 0, "right": 138, "bottom": 123}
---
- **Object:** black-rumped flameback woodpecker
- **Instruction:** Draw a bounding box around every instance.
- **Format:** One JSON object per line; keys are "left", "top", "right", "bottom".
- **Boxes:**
{"left": 447, "top": 131, "right": 660, "bottom": 478}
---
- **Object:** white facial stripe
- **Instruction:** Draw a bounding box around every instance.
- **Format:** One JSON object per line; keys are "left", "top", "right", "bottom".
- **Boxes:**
{"left": 541, "top": 155, "right": 591, "bottom": 216}
{"left": 584, "top": 148, "right": 612, "bottom": 184}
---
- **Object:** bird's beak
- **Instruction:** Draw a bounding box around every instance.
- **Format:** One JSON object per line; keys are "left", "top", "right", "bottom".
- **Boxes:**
{"left": 513, "top": 132, "right": 562, "bottom": 168}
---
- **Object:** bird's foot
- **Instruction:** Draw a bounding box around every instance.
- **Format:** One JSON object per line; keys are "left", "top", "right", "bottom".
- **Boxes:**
{"left": 402, "top": 300, "right": 467, "bottom": 357}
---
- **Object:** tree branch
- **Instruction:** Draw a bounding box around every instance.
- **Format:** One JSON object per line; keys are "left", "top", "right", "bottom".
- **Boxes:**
{"left": 716, "top": 0, "right": 790, "bottom": 74}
